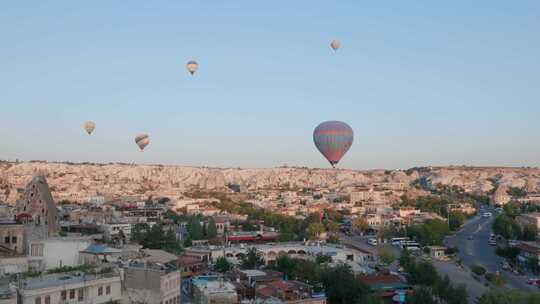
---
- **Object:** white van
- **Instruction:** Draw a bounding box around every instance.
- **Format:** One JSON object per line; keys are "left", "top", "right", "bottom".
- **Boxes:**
{"left": 367, "top": 238, "right": 378, "bottom": 246}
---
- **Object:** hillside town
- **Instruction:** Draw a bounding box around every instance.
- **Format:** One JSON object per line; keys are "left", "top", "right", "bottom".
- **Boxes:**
{"left": 1, "top": 162, "right": 540, "bottom": 304}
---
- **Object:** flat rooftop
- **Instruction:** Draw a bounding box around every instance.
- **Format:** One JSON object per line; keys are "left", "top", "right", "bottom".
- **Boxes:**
{"left": 23, "top": 273, "right": 118, "bottom": 291}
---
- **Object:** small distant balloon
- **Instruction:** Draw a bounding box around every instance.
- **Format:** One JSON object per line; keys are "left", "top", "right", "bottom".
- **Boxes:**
{"left": 313, "top": 121, "right": 353, "bottom": 168}
{"left": 330, "top": 39, "right": 341, "bottom": 51}
{"left": 186, "top": 60, "right": 198, "bottom": 75}
{"left": 84, "top": 121, "right": 96, "bottom": 135}
{"left": 135, "top": 134, "right": 150, "bottom": 151}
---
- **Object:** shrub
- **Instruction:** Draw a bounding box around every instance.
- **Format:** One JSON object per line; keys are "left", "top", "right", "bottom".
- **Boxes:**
{"left": 471, "top": 265, "right": 486, "bottom": 276}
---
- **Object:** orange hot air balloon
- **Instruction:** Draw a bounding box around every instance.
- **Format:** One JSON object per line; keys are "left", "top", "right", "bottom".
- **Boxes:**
{"left": 84, "top": 121, "right": 96, "bottom": 135}
{"left": 330, "top": 39, "right": 341, "bottom": 51}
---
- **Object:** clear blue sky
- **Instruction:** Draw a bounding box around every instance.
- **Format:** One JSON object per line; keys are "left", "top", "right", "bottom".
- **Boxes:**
{"left": 1, "top": 1, "right": 539, "bottom": 169}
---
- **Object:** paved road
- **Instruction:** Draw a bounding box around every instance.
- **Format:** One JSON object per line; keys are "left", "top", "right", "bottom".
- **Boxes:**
{"left": 341, "top": 234, "right": 487, "bottom": 302}
{"left": 445, "top": 209, "right": 538, "bottom": 292}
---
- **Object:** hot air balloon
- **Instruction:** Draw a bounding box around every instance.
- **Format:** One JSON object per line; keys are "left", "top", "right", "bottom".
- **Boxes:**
{"left": 330, "top": 39, "right": 341, "bottom": 51}
{"left": 313, "top": 121, "right": 353, "bottom": 167}
{"left": 186, "top": 60, "right": 198, "bottom": 75}
{"left": 84, "top": 121, "right": 96, "bottom": 135}
{"left": 135, "top": 134, "right": 150, "bottom": 151}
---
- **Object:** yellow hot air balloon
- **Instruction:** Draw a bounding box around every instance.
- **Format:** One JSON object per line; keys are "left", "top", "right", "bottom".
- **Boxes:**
{"left": 84, "top": 121, "right": 96, "bottom": 135}
{"left": 330, "top": 39, "right": 341, "bottom": 51}
{"left": 135, "top": 134, "right": 150, "bottom": 151}
{"left": 186, "top": 60, "right": 198, "bottom": 75}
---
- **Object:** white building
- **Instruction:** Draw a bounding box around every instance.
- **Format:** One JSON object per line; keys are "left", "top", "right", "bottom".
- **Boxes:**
{"left": 0, "top": 256, "right": 28, "bottom": 278}
{"left": 18, "top": 272, "right": 122, "bottom": 304}
{"left": 101, "top": 223, "right": 132, "bottom": 241}
{"left": 89, "top": 196, "right": 106, "bottom": 205}
{"left": 28, "top": 237, "right": 91, "bottom": 271}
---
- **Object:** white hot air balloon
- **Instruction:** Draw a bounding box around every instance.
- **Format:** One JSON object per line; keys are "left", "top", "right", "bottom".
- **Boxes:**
{"left": 135, "top": 134, "right": 150, "bottom": 151}
{"left": 330, "top": 39, "right": 341, "bottom": 51}
{"left": 84, "top": 121, "right": 96, "bottom": 135}
{"left": 186, "top": 60, "right": 198, "bottom": 75}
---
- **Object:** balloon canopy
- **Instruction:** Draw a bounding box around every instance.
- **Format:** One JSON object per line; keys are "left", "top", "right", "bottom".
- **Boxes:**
{"left": 313, "top": 121, "right": 353, "bottom": 167}
{"left": 135, "top": 134, "right": 150, "bottom": 151}
{"left": 330, "top": 39, "right": 341, "bottom": 51}
{"left": 186, "top": 60, "right": 198, "bottom": 75}
{"left": 84, "top": 121, "right": 96, "bottom": 135}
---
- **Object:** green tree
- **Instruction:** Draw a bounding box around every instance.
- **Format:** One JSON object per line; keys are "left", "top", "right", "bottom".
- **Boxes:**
{"left": 353, "top": 217, "right": 369, "bottom": 233}
{"left": 507, "top": 187, "right": 527, "bottom": 198}
{"left": 407, "top": 219, "right": 450, "bottom": 246}
{"left": 307, "top": 222, "right": 326, "bottom": 240}
{"left": 449, "top": 212, "right": 465, "bottom": 231}
{"left": 274, "top": 255, "right": 297, "bottom": 277}
{"left": 527, "top": 257, "right": 540, "bottom": 275}
{"left": 206, "top": 218, "right": 218, "bottom": 239}
{"left": 241, "top": 247, "right": 265, "bottom": 269}
{"left": 408, "top": 286, "right": 436, "bottom": 304}
{"left": 433, "top": 275, "right": 451, "bottom": 300}
{"left": 324, "top": 220, "right": 340, "bottom": 234}
{"left": 378, "top": 248, "right": 396, "bottom": 265}
{"left": 492, "top": 215, "right": 521, "bottom": 239}
{"left": 321, "top": 264, "right": 371, "bottom": 304}
{"left": 478, "top": 290, "right": 540, "bottom": 304}
{"left": 183, "top": 236, "right": 193, "bottom": 247}
{"left": 315, "top": 253, "right": 332, "bottom": 264}
{"left": 410, "top": 261, "right": 439, "bottom": 286}
{"left": 188, "top": 218, "right": 204, "bottom": 240}
{"left": 446, "top": 284, "right": 468, "bottom": 304}
{"left": 132, "top": 223, "right": 150, "bottom": 243}
{"left": 214, "top": 257, "right": 231, "bottom": 273}
{"left": 503, "top": 201, "right": 521, "bottom": 218}
{"left": 484, "top": 272, "right": 505, "bottom": 286}
{"left": 521, "top": 224, "right": 537, "bottom": 241}
{"left": 161, "top": 229, "right": 182, "bottom": 254}
{"left": 471, "top": 265, "right": 486, "bottom": 276}
{"left": 399, "top": 249, "right": 414, "bottom": 271}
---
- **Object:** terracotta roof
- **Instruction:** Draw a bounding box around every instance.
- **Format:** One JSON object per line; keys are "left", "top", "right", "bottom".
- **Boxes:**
{"left": 178, "top": 255, "right": 203, "bottom": 265}
{"left": 257, "top": 286, "right": 277, "bottom": 298}
{"left": 517, "top": 242, "right": 540, "bottom": 254}
{"left": 268, "top": 280, "right": 295, "bottom": 291}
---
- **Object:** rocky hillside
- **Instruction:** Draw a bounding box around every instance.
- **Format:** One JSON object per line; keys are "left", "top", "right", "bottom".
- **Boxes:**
{"left": 0, "top": 162, "right": 538, "bottom": 203}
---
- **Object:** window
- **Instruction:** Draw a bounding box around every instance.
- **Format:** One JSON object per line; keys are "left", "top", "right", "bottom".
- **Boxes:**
{"left": 70, "top": 289, "right": 75, "bottom": 299}
{"left": 11, "top": 236, "right": 17, "bottom": 243}
{"left": 78, "top": 288, "right": 84, "bottom": 301}
{"left": 44, "top": 295, "right": 50, "bottom": 304}
{"left": 106, "top": 285, "right": 111, "bottom": 295}
{"left": 98, "top": 286, "right": 103, "bottom": 296}
{"left": 61, "top": 291, "right": 66, "bottom": 300}
{"left": 35, "top": 297, "right": 41, "bottom": 304}
{"left": 4, "top": 236, "right": 9, "bottom": 244}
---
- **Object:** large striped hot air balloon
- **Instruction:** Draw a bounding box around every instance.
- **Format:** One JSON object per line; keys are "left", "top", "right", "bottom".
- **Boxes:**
{"left": 135, "top": 134, "right": 150, "bottom": 151}
{"left": 313, "top": 121, "right": 353, "bottom": 167}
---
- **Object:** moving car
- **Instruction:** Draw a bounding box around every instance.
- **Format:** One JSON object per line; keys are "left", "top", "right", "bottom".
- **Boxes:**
{"left": 367, "top": 238, "right": 378, "bottom": 246}
{"left": 482, "top": 212, "right": 493, "bottom": 218}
